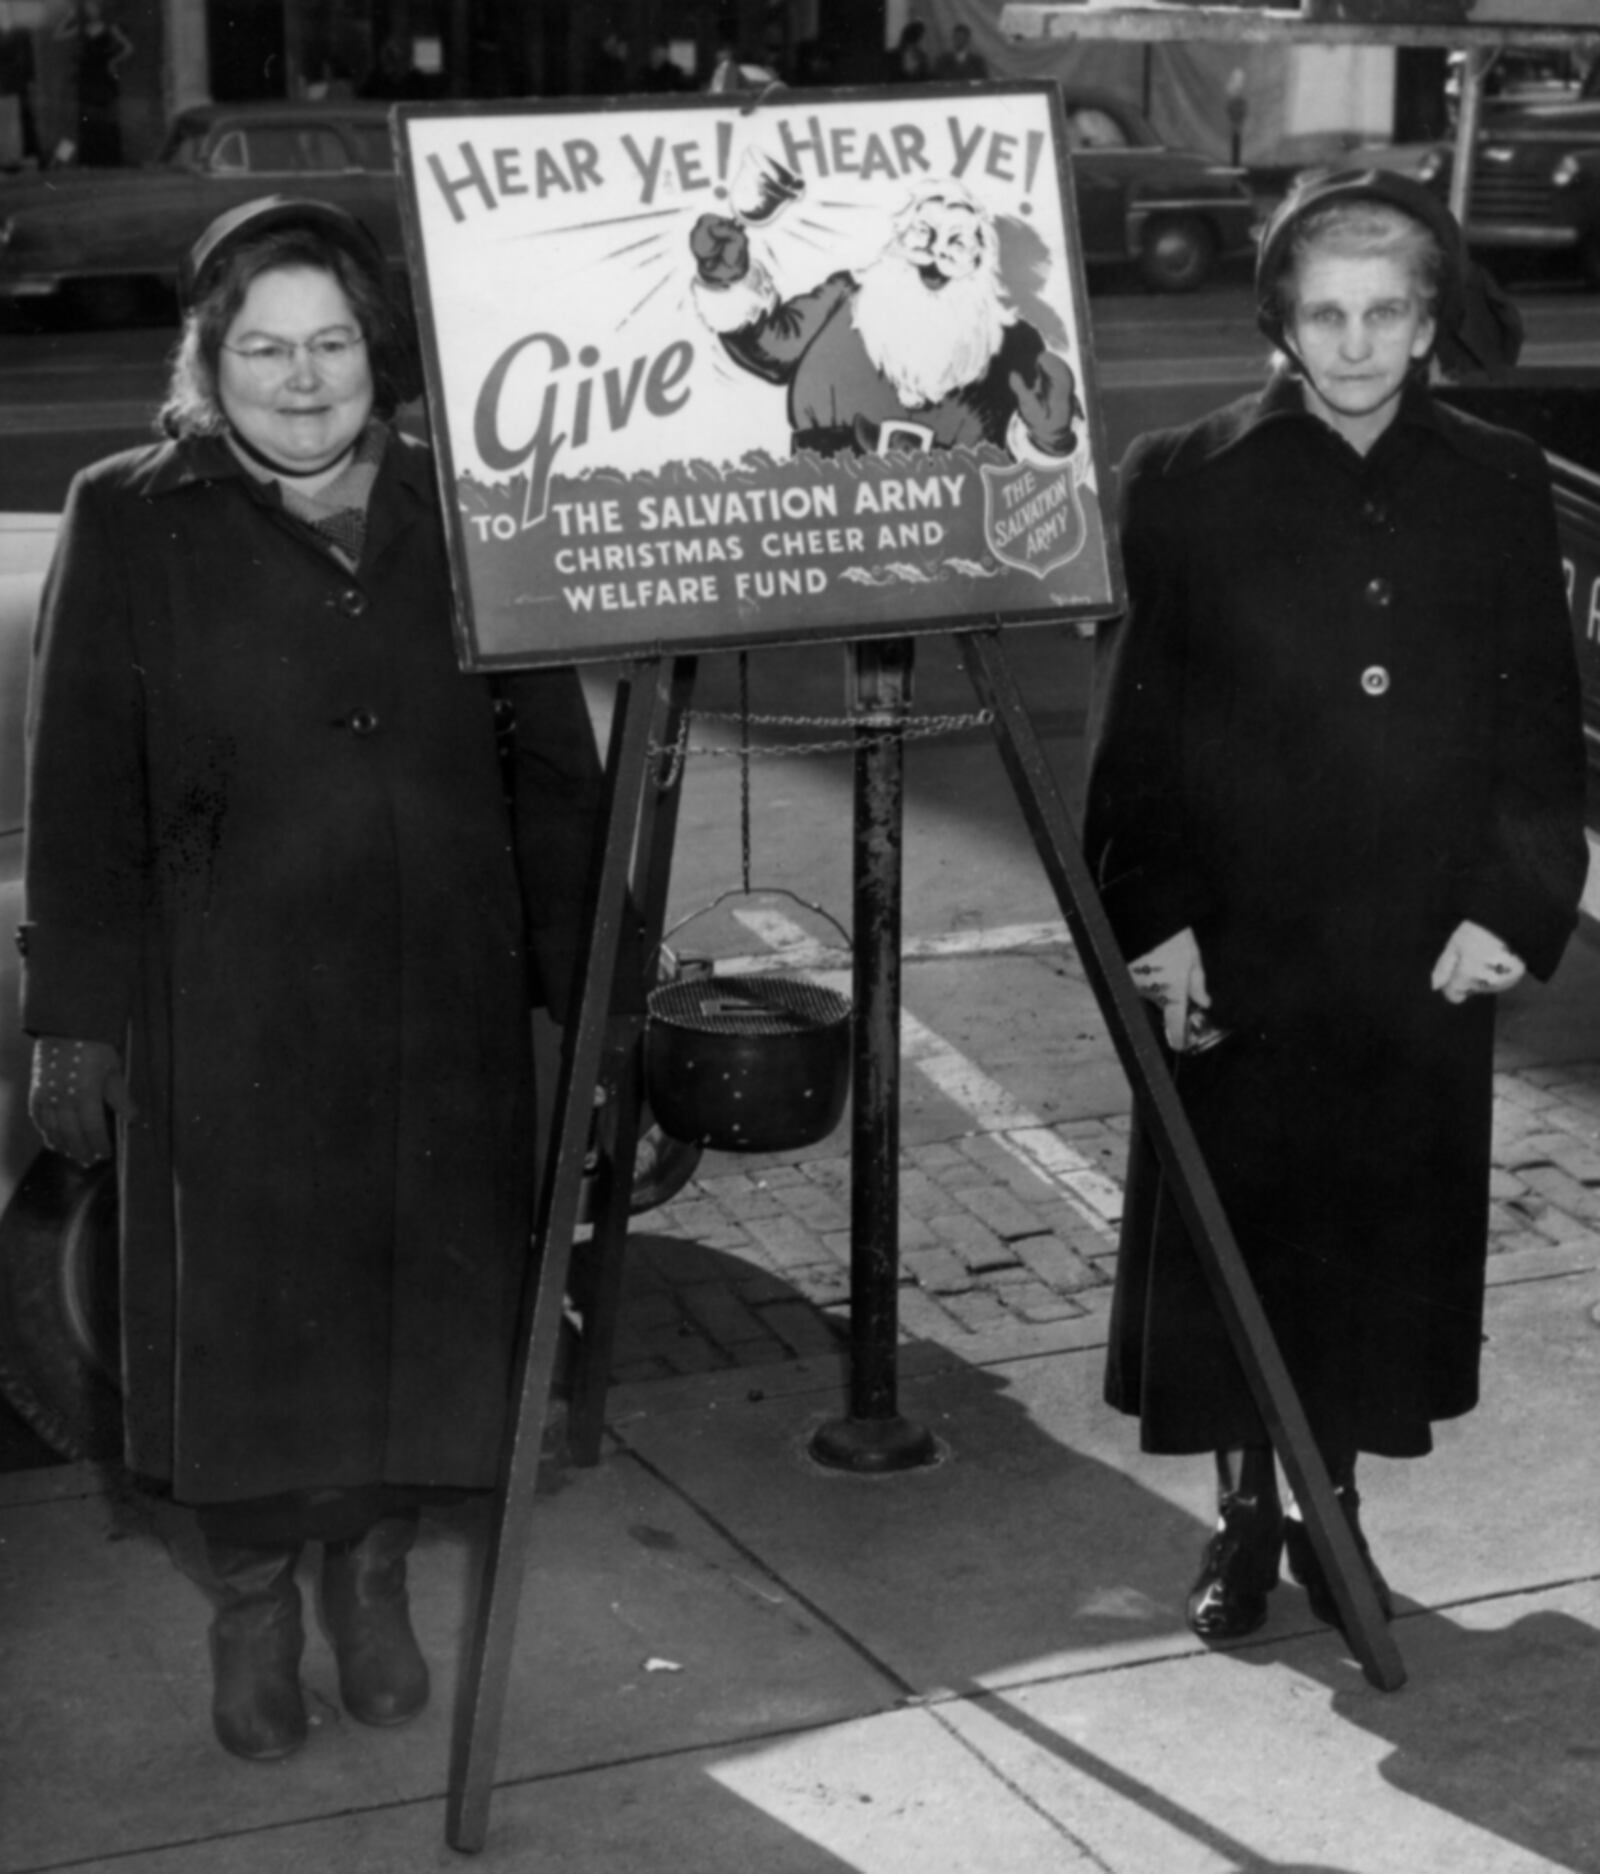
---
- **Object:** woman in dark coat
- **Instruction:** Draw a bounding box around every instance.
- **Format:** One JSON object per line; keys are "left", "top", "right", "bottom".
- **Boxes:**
{"left": 1083, "top": 171, "right": 1587, "bottom": 1648}
{"left": 22, "top": 198, "right": 604, "bottom": 1759}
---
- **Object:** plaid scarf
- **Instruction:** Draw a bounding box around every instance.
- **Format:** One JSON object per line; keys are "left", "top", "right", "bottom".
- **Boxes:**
{"left": 228, "top": 421, "right": 389, "bottom": 570}
{"left": 275, "top": 422, "right": 389, "bottom": 569}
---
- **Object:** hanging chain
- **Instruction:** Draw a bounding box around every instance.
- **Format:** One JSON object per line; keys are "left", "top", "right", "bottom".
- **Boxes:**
{"left": 651, "top": 704, "right": 995, "bottom": 763}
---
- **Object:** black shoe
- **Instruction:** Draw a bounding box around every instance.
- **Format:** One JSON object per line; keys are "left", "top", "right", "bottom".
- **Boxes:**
{"left": 1284, "top": 1488, "right": 1394, "bottom": 1632}
{"left": 321, "top": 1513, "right": 430, "bottom": 1727}
{"left": 1186, "top": 1491, "right": 1285, "bottom": 1642}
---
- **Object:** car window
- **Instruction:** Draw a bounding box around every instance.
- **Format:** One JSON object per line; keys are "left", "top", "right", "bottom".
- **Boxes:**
{"left": 348, "top": 124, "right": 396, "bottom": 172}
{"left": 1067, "top": 107, "right": 1133, "bottom": 153}
{"left": 244, "top": 125, "right": 356, "bottom": 172}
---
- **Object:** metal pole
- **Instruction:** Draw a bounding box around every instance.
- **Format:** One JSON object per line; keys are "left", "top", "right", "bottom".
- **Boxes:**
{"left": 1449, "top": 47, "right": 1491, "bottom": 227}
{"left": 810, "top": 638, "right": 936, "bottom": 1475}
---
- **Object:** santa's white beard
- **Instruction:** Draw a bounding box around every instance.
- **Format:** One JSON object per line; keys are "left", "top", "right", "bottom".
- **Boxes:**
{"left": 852, "top": 256, "right": 1012, "bottom": 410}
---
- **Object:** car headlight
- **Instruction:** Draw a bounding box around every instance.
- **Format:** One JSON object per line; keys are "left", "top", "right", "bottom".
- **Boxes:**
{"left": 1414, "top": 149, "right": 1446, "bottom": 187}
{"left": 1551, "top": 154, "right": 1580, "bottom": 189}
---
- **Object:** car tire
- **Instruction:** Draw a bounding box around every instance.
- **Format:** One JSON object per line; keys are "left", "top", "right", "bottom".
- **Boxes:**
{"left": 1139, "top": 216, "right": 1217, "bottom": 293}
{"left": 0, "top": 1153, "right": 122, "bottom": 1462}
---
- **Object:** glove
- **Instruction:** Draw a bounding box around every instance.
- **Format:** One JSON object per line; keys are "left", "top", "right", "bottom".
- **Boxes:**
{"left": 1430, "top": 921, "right": 1526, "bottom": 1004}
{"left": 28, "top": 1037, "right": 135, "bottom": 1166}
{"left": 1128, "top": 927, "right": 1210, "bottom": 1052}
{"left": 689, "top": 213, "right": 750, "bottom": 288}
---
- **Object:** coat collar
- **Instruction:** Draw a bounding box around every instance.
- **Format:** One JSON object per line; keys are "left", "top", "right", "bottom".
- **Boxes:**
{"left": 126, "top": 424, "right": 437, "bottom": 569}
{"left": 130, "top": 424, "right": 435, "bottom": 505}
{"left": 1149, "top": 371, "right": 1529, "bottom": 482}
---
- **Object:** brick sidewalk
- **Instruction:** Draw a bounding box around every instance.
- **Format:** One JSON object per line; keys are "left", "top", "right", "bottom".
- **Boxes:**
{"left": 602, "top": 1063, "right": 1600, "bottom": 1386}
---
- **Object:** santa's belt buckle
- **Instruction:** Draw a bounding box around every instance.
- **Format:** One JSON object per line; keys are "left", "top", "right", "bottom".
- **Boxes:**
{"left": 876, "top": 419, "right": 935, "bottom": 456}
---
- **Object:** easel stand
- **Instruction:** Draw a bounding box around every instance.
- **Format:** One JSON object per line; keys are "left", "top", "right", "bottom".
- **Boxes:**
{"left": 444, "top": 629, "right": 1404, "bottom": 1855}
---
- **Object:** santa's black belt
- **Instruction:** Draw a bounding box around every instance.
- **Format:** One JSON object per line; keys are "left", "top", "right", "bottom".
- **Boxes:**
{"left": 792, "top": 417, "right": 938, "bottom": 458}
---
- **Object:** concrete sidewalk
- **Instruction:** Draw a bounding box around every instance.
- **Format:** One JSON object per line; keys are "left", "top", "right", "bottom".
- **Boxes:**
{"left": 5, "top": 1021, "right": 1600, "bottom": 1871}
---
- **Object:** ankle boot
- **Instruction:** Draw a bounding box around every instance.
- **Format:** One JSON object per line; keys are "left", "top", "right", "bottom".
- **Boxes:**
{"left": 320, "top": 1512, "right": 430, "bottom": 1727}
{"left": 1186, "top": 1447, "right": 1284, "bottom": 1642}
{"left": 1284, "top": 1485, "right": 1394, "bottom": 1632}
{"left": 175, "top": 1538, "right": 308, "bottom": 1761}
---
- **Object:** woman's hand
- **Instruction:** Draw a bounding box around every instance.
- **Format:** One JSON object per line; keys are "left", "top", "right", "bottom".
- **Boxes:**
{"left": 28, "top": 1037, "right": 136, "bottom": 1165}
{"left": 1128, "top": 926, "right": 1210, "bottom": 1051}
{"left": 1430, "top": 921, "right": 1527, "bottom": 1004}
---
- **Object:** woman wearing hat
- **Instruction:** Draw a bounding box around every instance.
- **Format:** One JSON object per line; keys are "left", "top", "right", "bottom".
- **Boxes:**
{"left": 1084, "top": 171, "right": 1586, "bottom": 1647}
{"left": 21, "top": 198, "right": 605, "bottom": 1759}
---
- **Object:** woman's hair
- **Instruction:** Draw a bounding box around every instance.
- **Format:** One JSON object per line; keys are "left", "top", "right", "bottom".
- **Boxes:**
{"left": 159, "top": 225, "right": 412, "bottom": 438}
{"left": 1270, "top": 198, "right": 1447, "bottom": 333}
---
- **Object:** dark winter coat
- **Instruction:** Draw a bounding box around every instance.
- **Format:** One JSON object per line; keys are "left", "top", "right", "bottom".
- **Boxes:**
{"left": 22, "top": 431, "right": 603, "bottom": 1502}
{"left": 1084, "top": 375, "right": 1587, "bottom": 1459}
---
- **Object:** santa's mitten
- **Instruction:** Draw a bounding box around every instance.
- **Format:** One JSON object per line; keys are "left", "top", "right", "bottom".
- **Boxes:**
{"left": 690, "top": 213, "right": 750, "bottom": 287}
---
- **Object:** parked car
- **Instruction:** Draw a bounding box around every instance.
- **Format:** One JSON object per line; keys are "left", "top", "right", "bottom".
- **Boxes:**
{"left": 1384, "top": 90, "right": 1600, "bottom": 287}
{"left": 0, "top": 100, "right": 406, "bottom": 323}
{"left": 1058, "top": 87, "right": 1258, "bottom": 292}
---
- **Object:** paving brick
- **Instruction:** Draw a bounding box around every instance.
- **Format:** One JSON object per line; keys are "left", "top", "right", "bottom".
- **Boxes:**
{"left": 902, "top": 1242, "right": 976, "bottom": 1295}
{"left": 929, "top": 1211, "right": 1009, "bottom": 1269}
{"left": 802, "top": 1158, "right": 852, "bottom": 1197}
{"left": 938, "top": 1288, "right": 1012, "bottom": 1332}
{"left": 897, "top": 1169, "right": 951, "bottom": 1220}
{"left": 908, "top": 1142, "right": 971, "bottom": 1171}
{"left": 897, "top": 1211, "right": 939, "bottom": 1251}
{"left": 927, "top": 1155, "right": 993, "bottom": 1190}
{"left": 948, "top": 1180, "right": 1054, "bottom": 1241}
{"left": 1004, "top": 1280, "right": 1091, "bottom": 1323}
{"left": 757, "top": 1299, "right": 844, "bottom": 1356}
{"left": 772, "top": 1181, "right": 852, "bottom": 1232}
{"left": 1516, "top": 1164, "right": 1600, "bottom": 1220}
{"left": 1008, "top": 1233, "right": 1105, "bottom": 1294}
{"left": 744, "top": 1214, "right": 832, "bottom": 1271}
{"left": 895, "top": 1285, "right": 962, "bottom": 1343}
{"left": 677, "top": 1282, "right": 778, "bottom": 1347}
{"left": 954, "top": 1134, "right": 1061, "bottom": 1203}
{"left": 1488, "top": 1169, "right": 1528, "bottom": 1202}
{"left": 786, "top": 1263, "right": 851, "bottom": 1306}
{"left": 732, "top": 1268, "right": 800, "bottom": 1306}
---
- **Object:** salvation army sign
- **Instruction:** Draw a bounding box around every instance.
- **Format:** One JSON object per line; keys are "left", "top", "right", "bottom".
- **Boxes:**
{"left": 395, "top": 85, "right": 1121, "bottom": 670}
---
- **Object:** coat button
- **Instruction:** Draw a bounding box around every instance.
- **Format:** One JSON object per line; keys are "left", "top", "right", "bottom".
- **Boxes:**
{"left": 1361, "top": 499, "right": 1389, "bottom": 526}
{"left": 1363, "top": 577, "right": 1393, "bottom": 608}
{"left": 1360, "top": 665, "right": 1390, "bottom": 697}
{"left": 339, "top": 588, "right": 368, "bottom": 618}
{"left": 347, "top": 708, "right": 380, "bottom": 735}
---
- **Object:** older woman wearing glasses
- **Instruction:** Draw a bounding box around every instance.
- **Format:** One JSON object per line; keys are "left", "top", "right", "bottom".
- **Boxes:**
{"left": 21, "top": 198, "right": 605, "bottom": 1761}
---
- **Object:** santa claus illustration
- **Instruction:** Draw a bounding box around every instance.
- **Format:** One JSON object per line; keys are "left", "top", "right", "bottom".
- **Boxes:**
{"left": 689, "top": 176, "right": 1082, "bottom": 464}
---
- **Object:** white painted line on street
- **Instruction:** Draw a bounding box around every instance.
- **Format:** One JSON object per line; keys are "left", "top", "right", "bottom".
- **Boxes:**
{"left": 697, "top": 917, "right": 1073, "bottom": 976}
{"left": 730, "top": 908, "right": 1121, "bottom": 1232}
{"left": 1582, "top": 831, "right": 1600, "bottom": 924}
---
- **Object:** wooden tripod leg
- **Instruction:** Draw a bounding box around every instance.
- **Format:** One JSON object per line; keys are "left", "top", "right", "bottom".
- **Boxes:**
{"left": 959, "top": 629, "right": 1405, "bottom": 1693}
{"left": 446, "top": 660, "right": 663, "bottom": 1855}
{"left": 567, "top": 656, "right": 699, "bottom": 1466}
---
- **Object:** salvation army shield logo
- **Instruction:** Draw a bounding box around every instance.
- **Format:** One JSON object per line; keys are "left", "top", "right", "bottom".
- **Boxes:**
{"left": 981, "top": 458, "right": 1087, "bottom": 579}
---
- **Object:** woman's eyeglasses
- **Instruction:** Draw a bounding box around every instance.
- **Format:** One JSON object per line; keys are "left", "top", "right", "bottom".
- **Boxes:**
{"left": 222, "top": 333, "right": 367, "bottom": 382}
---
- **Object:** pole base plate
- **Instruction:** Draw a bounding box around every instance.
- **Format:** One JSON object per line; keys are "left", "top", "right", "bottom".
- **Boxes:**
{"left": 808, "top": 1414, "right": 939, "bottom": 1474}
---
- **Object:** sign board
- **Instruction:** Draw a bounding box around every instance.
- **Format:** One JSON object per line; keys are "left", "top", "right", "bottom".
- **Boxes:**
{"left": 395, "top": 86, "right": 1121, "bottom": 670}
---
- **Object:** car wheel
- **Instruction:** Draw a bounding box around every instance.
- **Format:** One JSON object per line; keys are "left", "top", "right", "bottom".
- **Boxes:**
{"left": 1139, "top": 216, "right": 1217, "bottom": 293}
{"left": 0, "top": 1153, "right": 123, "bottom": 1462}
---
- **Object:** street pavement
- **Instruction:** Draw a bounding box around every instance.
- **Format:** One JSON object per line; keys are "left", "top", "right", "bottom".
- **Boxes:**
{"left": 5, "top": 918, "right": 1600, "bottom": 1871}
